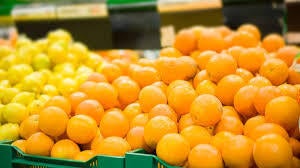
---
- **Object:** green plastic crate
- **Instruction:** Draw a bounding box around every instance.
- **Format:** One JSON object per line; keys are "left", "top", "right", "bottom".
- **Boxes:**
{"left": 125, "top": 149, "right": 181, "bottom": 168}
{"left": 0, "top": 140, "right": 125, "bottom": 168}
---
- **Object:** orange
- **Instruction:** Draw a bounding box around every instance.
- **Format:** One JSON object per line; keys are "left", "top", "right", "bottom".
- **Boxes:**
{"left": 290, "top": 137, "right": 300, "bottom": 157}
{"left": 195, "top": 80, "right": 217, "bottom": 96}
{"left": 112, "top": 76, "right": 140, "bottom": 105}
{"left": 99, "top": 62, "right": 122, "bottom": 82}
{"left": 259, "top": 58, "right": 289, "bottom": 85}
{"left": 174, "top": 29, "right": 198, "bottom": 55}
{"left": 237, "top": 23, "right": 261, "bottom": 40}
{"left": 233, "top": 85, "right": 259, "bottom": 118}
{"left": 190, "top": 94, "right": 223, "bottom": 127}
{"left": 226, "top": 31, "right": 259, "bottom": 48}
{"left": 235, "top": 68, "right": 254, "bottom": 82}
{"left": 100, "top": 110, "right": 129, "bottom": 138}
{"left": 192, "top": 50, "right": 217, "bottom": 70}
{"left": 144, "top": 116, "right": 178, "bottom": 149}
{"left": 206, "top": 53, "right": 237, "bottom": 83}
{"left": 78, "top": 81, "right": 97, "bottom": 99}
{"left": 138, "top": 85, "right": 167, "bottom": 113}
{"left": 44, "top": 95, "right": 71, "bottom": 115}
{"left": 168, "top": 85, "right": 197, "bottom": 116}
{"left": 276, "top": 45, "right": 299, "bottom": 67}
{"left": 226, "top": 46, "right": 245, "bottom": 62}
{"left": 123, "top": 102, "right": 142, "bottom": 122}
{"left": 243, "top": 115, "right": 266, "bottom": 137}
{"left": 278, "top": 83, "right": 298, "bottom": 99}
{"left": 148, "top": 104, "right": 177, "bottom": 122}
{"left": 211, "top": 131, "right": 235, "bottom": 151}
{"left": 94, "top": 136, "right": 131, "bottom": 156}
{"left": 253, "top": 86, "right": 282, "bottom": 115}
{"left": 214, "top": 25, "right": 232, "bottom": 37}
{"left": 287, "top": 68, "right": 300, "bottom": 84}
{"left": 12, "top": 139, "right": 26, "bottom": 153}
{"left": 19, "top": 114, "right": 40, "bottom": 139}
{"left": 86, "top": 72, "right": 107, "bottom": 83}
{"left": 193, "top": 70, "right": 210, "bottom": 88}
{"left": 262, "top": 33, "right": 285, "bottom": 52}
{"left": 156, "top": 56, "right": 198, "bottom": 84}
{"left": 93, "top": 82, "right": 118, "bottom": 109}
{"left": 215, "top": 74, "right": 246, "bottom": 106}
{"left": 26, "top": 132, "right": 54, "bottom": 156}
{"left": 253, "top": 134, "right": 293, "bottom": 168}
{"left": 126, "top": 126, "right": 151, "bottom": 152}
{"left": 159, "top": 47, "right": 182, "bottom": 57}
{"left": 129, "top": 65, "right": 160, "bottom": 88}
{"left": 137, "top": 58, "right": 157, "bottom": 68}
{"left": 130, "top": 113, "right": 149, "bottom": 128}
{"left": 248, "top": 75, "right": 272, "bottom": 88}
{"left": 222, "top": 135, "right": 254, "bottom": 167}
{"left": 167, "top": 80, "right": 193, "bottom": 96}
{"left": 51, "top": 139, "right": 80, "bottom": 159}
{"left": 180, "top": 125, "right": 211, "bottom": 148}
{"left": 75, "top": 99, "right": 104, "bottom": 125}
{"left": 214, "top": 116, "right": 244, "bottom": 135}
{"left": 74, "top": 150, "right": 96, "bottom": 161}
{"left": 156, "top": 133, "right": 190, "bottom": 166}
{"left": 178, "top": 113, "right": 195, "bottom": 132}
{"left": 69, "top": 91, "right": 88, "bottom": 115}
{"left": 151, "top": 81, "right": 167, "bottom": 93}
{"left": 265, "top": 96, "right": 300, "bottom": 131}
{"left": 39, "top": 106, "right": 69, "bottom": 137}
{"left": 248, "top": 123, "right": 289, "bottom": 141}
{"left": 238, "top": 47, "right": 266, "bottom": 73}
{"left": 188, "top": 144, "right": 224, "bottom": 168}
{"left": 67, "top": 115, "right": 98, "bottom": 144}
{"left": 222, "top": 106, "right": 241, "bottom": 120}
{"left": 198, "top": 30, "right": 226, "bottom": 52}
{"left": 112, "top": 58, "right": 130, "bottom": 75}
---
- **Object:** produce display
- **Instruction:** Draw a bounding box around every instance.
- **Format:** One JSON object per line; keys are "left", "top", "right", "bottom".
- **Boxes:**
{"left": 0, "top": 24, "right": 300, "bottom": 167}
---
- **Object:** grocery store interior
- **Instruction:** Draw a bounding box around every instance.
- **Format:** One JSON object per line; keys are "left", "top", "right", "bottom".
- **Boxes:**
{"left": 0, "top": 0, "right": 300, "bottom": 168}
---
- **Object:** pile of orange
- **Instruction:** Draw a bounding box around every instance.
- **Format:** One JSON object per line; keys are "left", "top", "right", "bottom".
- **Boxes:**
{"left": 12, "top": 24, "right": 300, "bottom": 167}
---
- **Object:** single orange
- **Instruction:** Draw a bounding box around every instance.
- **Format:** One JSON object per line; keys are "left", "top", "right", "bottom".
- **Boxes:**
{"left": 74, "top": 150, "right": 96, "bottom": 161}
{"left": 12, "top": 139, "right": 26, "bottom": 153}
{"left": 159, "top": 47, "right": 182, "bottom": 57}
{"left": 259, "top": 58, "right": 289, "bottom": 85}
{"left": 86, "top": 72, "right": 108, "bottom": 83}
{"left": 214, "top": 116, "right": 244, "bottom": 135}
{"left": 248, "top": 123, "right": 289, "bottom": 141}
{"left": 238, "top": 23, "right": 261, "bottom": 40}
{"left": 206, "top": 53, "right": 237, "bottom": 83}
{"left": 93, "top": 82, "right": 118, "bottom": 109}
{"left": 262, "top": 33, "right": 285, "bottom": 52}
{"left": 276, "top": 45, "right": 299, "bottom": 67}
{"left": 39, "top": 106, "right": 69, "bottom": 137}
{"left": 190, "top": 94, "right": 223, "bottom": 127}
{"left": 215, "top": 74, "right": 246, "bottom": 106}
{"left": 235, "top": 68, "right": 254, "bottom": 82}
{"left": 234, "top": 85, "right": 259, "bottom": 118}
{"left": 44, "top": 95, "right": 71, "bottom": 115}
{"left": 174, "top": 29, "right": 198, "bottom": 55}
{"left": 51, "top": 139, "right": 80, "bottom": 159}
{"left": 130, "top": 113, "right": 149, "bottom": 128}
{"left": 238, "top": 47, "right": 266, "bottom": 73}
{"left": 180, "top": 125, "right": 211, "bottom": 147}
{"left": 99, "top": 62, "right": 122, "bottom": 82}
{"left": 67, "top": 115, "right": 98, "bottom": 144}
{"left": 253, "top": 134, "right": 293, "bottom": 168}
{"left": 126, "top": 126, "right": 151, "bottom": 152}
{"left": 248, "top": 75, "right": 272, "bottom": 88}
{"left": 148, "top": 104, "right": 177, "bottom": 122}
{"left": 26, "top": 132, "right": 54, "bottom": 156}
{"left": 100, "top": 110, "right": 129, "bottom": 138}
{"left": 192, "top": 50, "right": 217, "bottom": 70}
{"left": 198, "top": 30, "right": 226, "bottom": 53}
{"left": 94, "top": 136, "right": 131, "bottom": 156}
{"left": 129, "top": 65, "right": 160, "bottom": 88}
{"left": 75, "top": 99, "right": 104, "bottom": 125}
{"left": 19, "top": 114, "right": 40, "bottom": 139}
{"left": 265, "top": 96, "right": 300, "bottom": 131}
{"left": 138, "top": 85, "right": 167, "bottom": 113}
{"left": 178, "top": 113, "right": 195, "bottom": 132}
